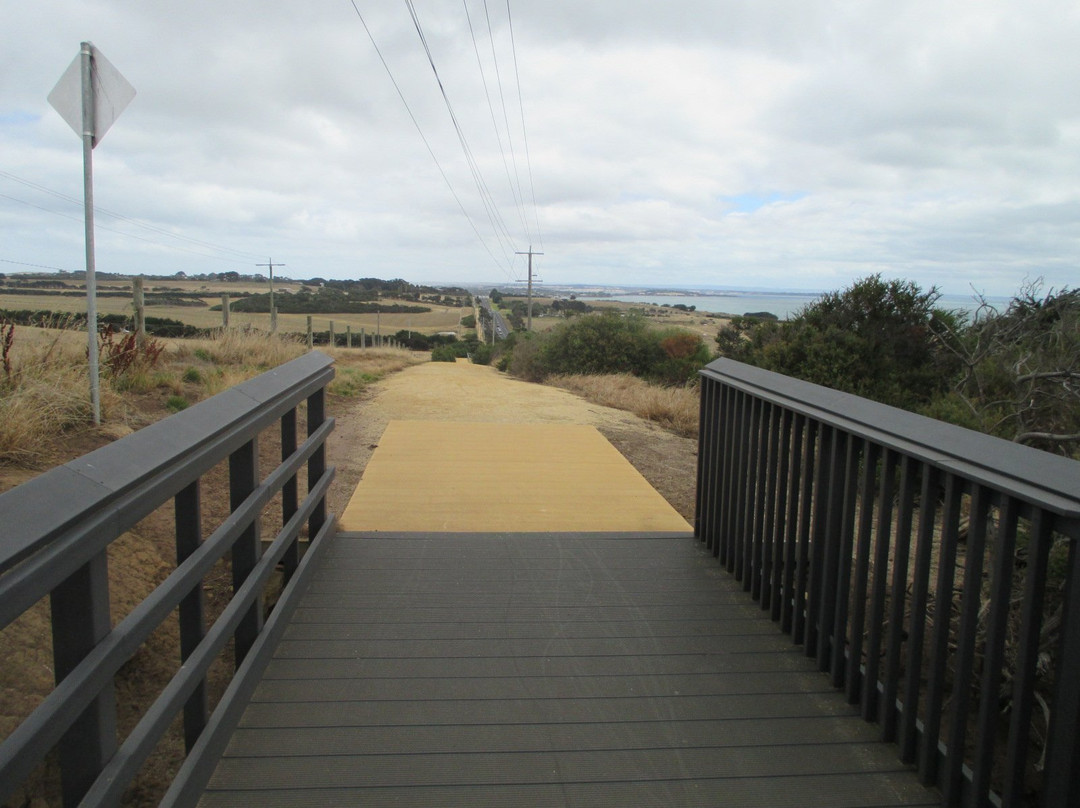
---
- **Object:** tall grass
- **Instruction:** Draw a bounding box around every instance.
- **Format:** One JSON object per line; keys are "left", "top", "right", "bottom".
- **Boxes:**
{"left": 548, "top": 372, "right": 700, "bottom": 437}
{"left": 179, "top": 327, "right": 305, "bottom": 368}
{"left": 0, "top": 326, "right": 313, "bottom": 466}
{"left": 0, "top": 328, "right": 100, "bottom": 463}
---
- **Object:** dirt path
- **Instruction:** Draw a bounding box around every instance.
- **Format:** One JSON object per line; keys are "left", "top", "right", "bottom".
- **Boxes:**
{"left": 326, "top": 359, "right": 700, "bottom": 525}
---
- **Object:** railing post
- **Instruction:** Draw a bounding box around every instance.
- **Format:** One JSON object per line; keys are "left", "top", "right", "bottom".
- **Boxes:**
{"left": 307, "top": 386, "right": 327, "bottom": 537}
{"left": 229, "top": 438, "right": 262, "bottom": 667}
{"left": 175, "top": 480, "right": 208, "bottom": 752}
{"left": 49, "top": 552, "right": 117, "bottom": 807}
{"left": 694, "top": 377, "right": 709, "bottom": 541}
{"left": 1044, "top": 534, "right": 1080, "bottom": 807}
{"left": 281, "top": 408, "right": 300, "bottom": 581}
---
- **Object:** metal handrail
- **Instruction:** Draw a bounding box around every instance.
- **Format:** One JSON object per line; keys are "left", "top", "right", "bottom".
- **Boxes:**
{"left": 696, "top": 357, "right": 1080, "bottom": 808}
{"left": 0, "top": 351, "right": 336, "bottom": 807}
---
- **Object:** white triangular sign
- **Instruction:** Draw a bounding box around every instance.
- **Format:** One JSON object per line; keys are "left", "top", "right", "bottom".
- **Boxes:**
{"left": 48, "top": 44, "right": 135, "bottom": 146}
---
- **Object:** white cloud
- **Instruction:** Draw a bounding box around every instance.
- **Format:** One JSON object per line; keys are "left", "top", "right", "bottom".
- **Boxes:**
{"left": 1, "top": 1, "right": 1079, "bottom": 296}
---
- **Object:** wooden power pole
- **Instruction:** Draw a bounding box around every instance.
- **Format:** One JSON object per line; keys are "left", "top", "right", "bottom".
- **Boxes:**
{"left": 256, "top": 258, "right": 285, "bottom": 332}
{"left": 515, "top": 246, "right": 544, "bottom": 331}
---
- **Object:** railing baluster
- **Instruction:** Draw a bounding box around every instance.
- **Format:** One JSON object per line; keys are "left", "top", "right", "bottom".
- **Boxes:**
{"left": 862, "top": 448, "right": 897, "bottom": 723}
{"left": 49, "top": 552, "right": 117, "bottom": 807}
{"left": 845, "top": 441, "right": 880, "bottom": 705}
{"left": 229, "top": 437, "right": 263, "bottom": 667}
{"left": 732, "top": 392, "right": 753, "bottom": 579}
{"left": 780, "top": 413, "right": 805, "bottom": 635}
{"left": 709, "top": 380, "right": 730, "bottom": 558}
{"left": 749, "top": 399, "right": 770, "bottom": 598}
{"left": 793, "top": 419, "right": 817, "bottom": 646}
{"left": 943, "top": 483, "right": 991, "bottom": 806}
{"left": 693, "top": 377, "right": 710, "bottom": 542}
{"left": 717, "top": 383, "right": 738, "bottom": 562}
{"left": 770, "top": 408, "right": 794, "bottom": 622}
{"left": 829, "top": 435, "right": 862, "bottom": 687}
{"left": 920, "top": 471, "right": 963, "bottom": 787}
{"left": 881, "top": 455, "right": 917, "bottom": 741}
{"left": 1001, "top": 508, "right": 1052, "bottom": 805}
{"left": 175, "top": 480, "right": 207, "bottom": 752}
{"left": 971, "top": 495, "right": 1020, "bottom": 802}
{"left": 759, "top": 403, "right": 782, "bottom": 611}
{"left": 1043, "top": 524, "right": 1080, "bottom": 808}
{"left": 814, "top": 426, "right": 846, "bottom": 669}
{"left": 899, "top": 464, "right": 941, "bottom": 763}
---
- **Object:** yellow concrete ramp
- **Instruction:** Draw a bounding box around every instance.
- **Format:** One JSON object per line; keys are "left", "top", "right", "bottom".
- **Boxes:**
{"left": 340, "top": 420, "right": 692, "bottom": 533}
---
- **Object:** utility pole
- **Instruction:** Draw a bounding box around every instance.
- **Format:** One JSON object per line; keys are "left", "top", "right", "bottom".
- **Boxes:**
{"left": 256, "top": 258, "right": 284, "bottom": 332}
{"left": 516, "top": 246, "right": 544, "bottom": 331}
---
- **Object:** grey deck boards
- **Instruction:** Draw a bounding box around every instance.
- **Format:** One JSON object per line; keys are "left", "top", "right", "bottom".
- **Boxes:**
{"left": 200, "top": 532, "right": 938, "bottom": 807}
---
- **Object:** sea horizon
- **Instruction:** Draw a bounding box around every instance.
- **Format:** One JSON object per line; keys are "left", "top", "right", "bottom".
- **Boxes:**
{"left": 574, "top": 288, "right": 1005, "bottom": 319}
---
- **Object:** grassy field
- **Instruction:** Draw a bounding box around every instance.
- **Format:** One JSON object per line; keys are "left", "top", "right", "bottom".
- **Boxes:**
{"left": 0, "top": 278, "right": 469, "bottom": 336}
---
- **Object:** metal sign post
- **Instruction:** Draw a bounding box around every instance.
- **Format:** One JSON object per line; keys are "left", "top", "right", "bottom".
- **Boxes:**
{"left": 49, "top": 42, "right": 135, "bottom": 425}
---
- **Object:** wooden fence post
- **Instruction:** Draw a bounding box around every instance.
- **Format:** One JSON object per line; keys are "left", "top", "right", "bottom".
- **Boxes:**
{"left": 221, "top": 294, "right": 230, "bottom": 329}
{"left": 132, "top": 275, "right": 145, "bottom": 348}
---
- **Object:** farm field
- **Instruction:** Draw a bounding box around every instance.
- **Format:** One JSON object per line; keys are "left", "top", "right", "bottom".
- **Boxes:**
{"left": 0, "top": 278, "right": 470, "bottom": 336}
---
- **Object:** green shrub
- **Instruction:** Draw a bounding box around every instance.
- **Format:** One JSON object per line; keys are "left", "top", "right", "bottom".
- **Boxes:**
{"left": 166, "top": 395, "right": 189, "bottom": 412}
{"left": 508, "top": 333, "right": 546, "bottom": 381}
{"left": 715, "top": 275, "right": 962, "bottom": 410}
{"left": 431, "top": 345, "right": 460, "bottom": 362}
{"left": 541, "top": 312, "right": 661, "bottom": 377}
{"left": 470, "top": 343, "right": 493, "bottom": 366}
{"left": 182, "top": 367, "right": 202, "bottom": 384}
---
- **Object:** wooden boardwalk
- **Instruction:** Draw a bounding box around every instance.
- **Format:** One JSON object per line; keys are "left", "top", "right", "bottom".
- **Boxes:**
{"left": 200, "top": 530, "right": 938, "bottom": 807}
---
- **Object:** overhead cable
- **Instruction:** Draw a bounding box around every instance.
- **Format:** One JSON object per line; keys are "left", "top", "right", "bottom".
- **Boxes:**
{"left": 347, "top": 0, "right": 514, "bottom": 279}
{"left": 505, "top": 0, "right": 544, "bottom": 255}
{"left": 404, "top": 0, "right": 519, "bottom": 263}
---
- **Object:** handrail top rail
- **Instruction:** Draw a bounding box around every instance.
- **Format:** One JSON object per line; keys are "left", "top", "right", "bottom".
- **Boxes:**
{"left": 0, "top": 351, "right": 335, "bottom": 575}
{"left": 702, "top": 357, "right": 1080, "bottom": 523}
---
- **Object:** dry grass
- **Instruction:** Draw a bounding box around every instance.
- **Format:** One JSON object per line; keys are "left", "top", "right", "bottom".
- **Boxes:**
{"left": 548, "top": 372, "right": 700, "bottom": 437}
{"left": 0, "top": 327, "right": 104, "bottom": 463}
{"left": 0, "top": 326, "right": 321, "bottom": 466}
{"left": 176, "top": 327, "right": 306, "bottom": 368}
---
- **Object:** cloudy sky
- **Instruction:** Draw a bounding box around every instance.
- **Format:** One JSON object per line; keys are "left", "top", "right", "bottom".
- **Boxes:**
{"left": 2, "top": 1, "right": 1079, "bottom": 297}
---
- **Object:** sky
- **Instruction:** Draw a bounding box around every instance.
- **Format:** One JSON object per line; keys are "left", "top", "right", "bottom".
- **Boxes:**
{"left": 2, "top": 1, "right": 1079, "bottom": 297}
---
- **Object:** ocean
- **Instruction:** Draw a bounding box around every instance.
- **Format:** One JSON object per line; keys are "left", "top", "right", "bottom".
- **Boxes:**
{"left": 580, "top": 290, "right": 996, "bottom": 319}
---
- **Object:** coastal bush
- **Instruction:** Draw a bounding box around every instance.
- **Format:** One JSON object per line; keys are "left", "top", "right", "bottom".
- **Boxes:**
{"left": 944, "top": 283, "right": 1080, "bottom": 454}
{"left": 431, "top": 344, "right": 460, "bottom": 362}
{"left": 496, "top": 312, "right": 712, "bottom": 385}
{"left": 715, "top": 275, "right": 962, "bottom": 410}
{"left": 540, "top": 311, "right": 662, "bottom": 378}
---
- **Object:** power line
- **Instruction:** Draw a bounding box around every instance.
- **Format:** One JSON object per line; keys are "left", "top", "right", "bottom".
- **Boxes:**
{"left": 463, "top": 0, "right": 531, "bottom": 243}
{"left": 505, "top": 0, "right": 544, "bottom": 255}
{"left": 346, "top": 0, "right": 514, "bottom": 280}
{"left": 405, "top": 0, "right": 519, "bottom": 261}
{"left": 484, "top": 0, "right": 533, "bottom": 248}
{"left": 0, "top": 190, "right": 259, "bottom": 266}
{"left": 0, "top": 169, "right": 264, "bottom": 262}
{"left": 0, "top": 257, "right": 73, "bottom": 272}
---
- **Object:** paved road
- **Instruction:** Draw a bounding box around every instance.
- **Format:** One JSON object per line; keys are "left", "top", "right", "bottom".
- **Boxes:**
{"left": 479, "top": 296, "right": 511, "bottom": 339}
